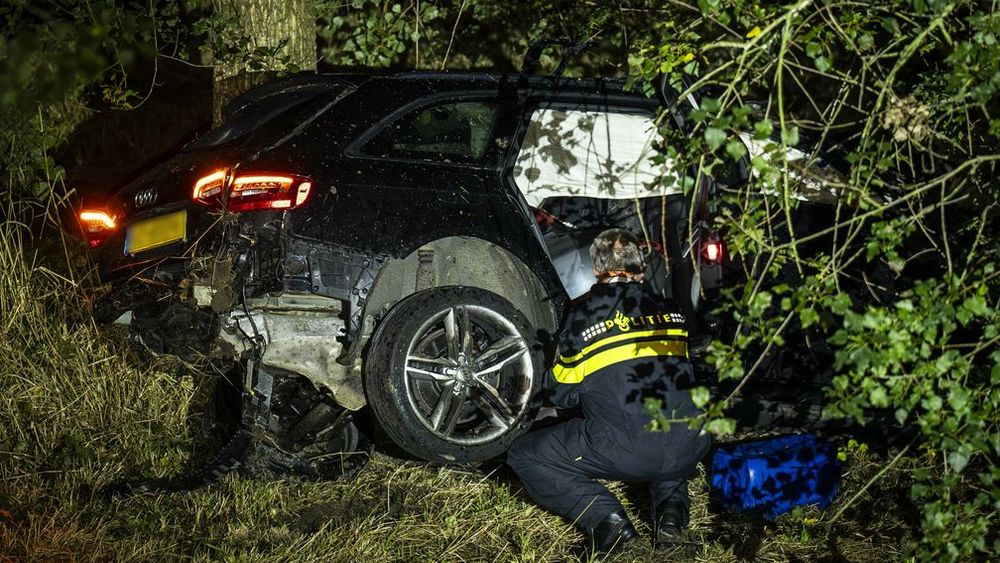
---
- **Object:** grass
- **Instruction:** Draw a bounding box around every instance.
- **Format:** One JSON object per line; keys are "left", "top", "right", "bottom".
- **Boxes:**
{"left": 0, "top": 207, "right": 917, "bottom": 562}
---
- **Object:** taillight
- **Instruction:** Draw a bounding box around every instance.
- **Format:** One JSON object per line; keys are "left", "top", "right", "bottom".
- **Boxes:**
{"left": 193, "top": 170, "right": 228, "bottom": 204}
{"left": 229, "top": 175, "right": 312, "bottom": 212}
{"left": 702, "top": 236, "right": 724, "bottom": 263}
{"left": 79, "top": 210, "right": 117, "bottom": 248}
{"left": 190, "top": 169, "right": 313, "bottom": 212}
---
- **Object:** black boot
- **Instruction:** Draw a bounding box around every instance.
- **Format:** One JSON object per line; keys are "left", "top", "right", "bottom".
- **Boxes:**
{"left": 576, "top": 509, "right": 639, "bottom": 559}
{"left": 653, "top": 500, "right": 687, "bottom": 550}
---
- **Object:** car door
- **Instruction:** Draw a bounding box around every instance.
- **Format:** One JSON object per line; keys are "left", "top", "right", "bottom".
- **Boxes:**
{"left": 313, "top": 93, "right": 510, "bottom": 254}
{"left": 502, "top": 92, "right": 692, "bottom": 300}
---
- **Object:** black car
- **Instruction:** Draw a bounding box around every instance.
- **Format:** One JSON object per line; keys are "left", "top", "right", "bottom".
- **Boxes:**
{"left": 81, "top": 57, "right": 746, "bottom": 468}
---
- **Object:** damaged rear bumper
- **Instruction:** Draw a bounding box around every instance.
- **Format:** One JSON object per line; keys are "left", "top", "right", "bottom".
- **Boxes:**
{"left": 96, "top": 229, "right": 383, "bottom": 412}
{"left": 218, "top": 292, "right": 365, "bottom": 410}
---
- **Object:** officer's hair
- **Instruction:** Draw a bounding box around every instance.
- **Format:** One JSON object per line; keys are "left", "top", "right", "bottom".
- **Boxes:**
{"left": 590, "top": 228, "right": 644, "bottom": 276}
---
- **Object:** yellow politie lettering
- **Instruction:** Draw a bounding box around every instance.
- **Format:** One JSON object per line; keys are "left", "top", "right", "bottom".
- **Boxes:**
{"left": 613, "top": 310, "right": 631, "bottom": 332}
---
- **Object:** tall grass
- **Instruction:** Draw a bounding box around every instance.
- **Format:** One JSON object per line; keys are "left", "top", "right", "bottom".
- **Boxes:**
{"left": 0, "top": 202, "right": 196, "bottom": 558}
{"left": 0, "top": 202, "right": 915, "bottom": 562}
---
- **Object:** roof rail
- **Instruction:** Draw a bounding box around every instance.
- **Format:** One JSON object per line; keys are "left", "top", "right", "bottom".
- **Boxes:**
{"left": 519, "top": 39, "right": 592, "bottom": 78}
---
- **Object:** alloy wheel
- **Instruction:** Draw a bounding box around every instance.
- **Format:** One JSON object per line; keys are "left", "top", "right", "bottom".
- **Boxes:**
{"left": 403, "top": 305, "right": 534, "bottom": 445}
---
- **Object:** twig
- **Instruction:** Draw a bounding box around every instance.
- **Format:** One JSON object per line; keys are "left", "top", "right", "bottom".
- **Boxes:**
{"left": 725, "top": 310, "right": 795, "bottom": 403}
{"left": 827, "top": 442, "right": 912, "bottom": 526}
{"left": 158, "top": 53, "right": 215, "bottom": 68}
{"left": 440, "top": 0, "right": 467, "bottom": 70}
{"left": 129, "top": 0, "right": 160, "bottom": 110}
{"left": 940, "top": 183, "right": 953, "bottom": 278}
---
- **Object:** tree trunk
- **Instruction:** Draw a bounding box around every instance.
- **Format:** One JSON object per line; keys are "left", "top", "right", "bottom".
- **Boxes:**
{"left": 211, "top": 0, "right": 316, "bottom": 125}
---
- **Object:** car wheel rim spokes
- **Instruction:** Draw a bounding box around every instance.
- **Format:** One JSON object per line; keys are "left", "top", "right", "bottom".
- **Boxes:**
{"left": 443, "top": 306, "right": 473, "bottom": 362}
{"left": 405, "top": 305, "right": 533, "bottom": 445}
{"left": 428, "top": 382, "right": 467, "bottom": 437}
{"left": 405, "top": 354, "right": 457, "bottom": 383}
{"left": 473, "top": 335, "right": 527, "bottom": 377}
{"left": 470, "top": 376, "right": 515, "bottom": 429}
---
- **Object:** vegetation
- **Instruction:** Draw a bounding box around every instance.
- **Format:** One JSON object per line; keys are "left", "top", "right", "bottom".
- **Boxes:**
{"left": 631, "top": 3, "right": 1000, "bottom": 560}
{"left": 2, "top": 0, "right": 999, "bottom": 561}
{"left": 0, "top": 216, "right": 914, "bottom": 561}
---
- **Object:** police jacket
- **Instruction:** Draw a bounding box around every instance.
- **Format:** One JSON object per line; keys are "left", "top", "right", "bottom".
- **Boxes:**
{"left": 544, "top": 280, "right": 703, "bottom": 439}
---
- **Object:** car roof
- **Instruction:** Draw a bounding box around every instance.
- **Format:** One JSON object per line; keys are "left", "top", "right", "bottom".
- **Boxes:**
{"left": 199, "top": 70, "right": 656, "bottom": 158}
{"left": 297, "top": 70, "right": 639, "bottom": 98}
{"left": 224, "top": 71, "right": 653, "bottom": 129}
{"left": 385, "top": 70, "right": 631, "bottom": 90}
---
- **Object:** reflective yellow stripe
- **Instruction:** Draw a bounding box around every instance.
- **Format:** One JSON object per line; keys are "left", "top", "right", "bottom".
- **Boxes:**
{"left": 552, "top": 340, "right": 688, "bottom": 384}
{"left": 558, "top": 328, "right": 687, "bottom": 365}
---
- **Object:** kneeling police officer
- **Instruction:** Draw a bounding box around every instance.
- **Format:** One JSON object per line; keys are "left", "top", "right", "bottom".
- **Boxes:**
{"left": 507, "top": 228, "right": 711, "bottom": 556}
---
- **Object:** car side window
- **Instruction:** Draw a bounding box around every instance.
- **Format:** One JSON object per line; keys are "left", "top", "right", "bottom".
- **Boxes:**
{"left": 512, "top": 108, "right": 680, "bottom": 208}
{"left": 363, "top": 100, "right": 500, "bottom": 161}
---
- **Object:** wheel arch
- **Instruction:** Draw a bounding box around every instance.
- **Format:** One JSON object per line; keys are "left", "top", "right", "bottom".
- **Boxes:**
{"left": 359, "top": 236, "right": 559, "bottom": 351}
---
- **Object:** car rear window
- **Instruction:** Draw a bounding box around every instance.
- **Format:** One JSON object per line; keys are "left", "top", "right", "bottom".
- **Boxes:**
{"left": 185, "top": 84, "right": 352, "bottom": 151}
{"left": 362, "top": 100, "right": 499, "bottom": 161}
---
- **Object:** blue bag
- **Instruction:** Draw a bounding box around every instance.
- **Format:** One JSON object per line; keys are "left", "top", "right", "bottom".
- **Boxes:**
{"left": 709, "top": 434, "right": 842, "bottom": 519}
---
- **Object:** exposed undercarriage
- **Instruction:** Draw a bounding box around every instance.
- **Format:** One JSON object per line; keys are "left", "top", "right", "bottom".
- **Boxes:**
{"left": 97, "top": 213, "right": 561, "bottom": 492}
{"left": 96, "top": 218, "right": 388, "bottom": 491}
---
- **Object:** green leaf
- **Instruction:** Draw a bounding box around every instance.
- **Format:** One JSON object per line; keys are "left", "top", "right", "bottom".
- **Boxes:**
{"left": 947, "top": 450, "right": 969, "bottom": 473}
{"left": 956, "top": 307, "right": 973, "bottom": 325}
{"left": 691, "top": 386, "right": 711, "bottom": 408}
{"left": 922, "top": 394, "right": 943, "bottom": 411}
{"left": 753, "top": 119, "right": 773, "bottom": 140}
{"left": 948, "top": 386, "right": 970, "bottom": 415}
{"left": 881, "top": 17, "right": 901, "bottom": 35}
{"left": 781, "top": 126, "right": 800, "bottom": 146}
{"left": 704, "top": 417, "right": 736, "bottom": 436}
{"left": 894, "top": 408, "right": 909, "bottom": 424}
{"left": 962, "top": 295, "right": 989, "bottom": 317}
{"left": 725, "top": 139, "right": 747, "bottom": 160}
{"left": 869, "top": 385, "right": 889, "bottom": 408}
{"left": 700, "top": 96, "right": 721, "bottom": 113}
{"left": 800, "top": 307, "right": 819, "bottom": 328}
{"left": 749, "top": 290, "right": 773, "bottom": 317}
{"left": 814, "top": 56, "right": 831, "bottom": 73}
{"left": 704, "top": 127, "right": 727, "bottom": 151}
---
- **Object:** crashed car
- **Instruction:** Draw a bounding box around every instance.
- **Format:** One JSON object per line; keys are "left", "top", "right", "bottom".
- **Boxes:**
{"left": 81, "top": 50, "right": 743, "bottom": 468}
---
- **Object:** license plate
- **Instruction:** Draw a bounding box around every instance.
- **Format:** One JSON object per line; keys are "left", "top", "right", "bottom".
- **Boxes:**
{"left": 124, "top": 210, "right": 187, "bottom": 255}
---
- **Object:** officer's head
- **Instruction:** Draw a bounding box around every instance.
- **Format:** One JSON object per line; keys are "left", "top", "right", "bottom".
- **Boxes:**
{"left": 590, "top": 228, "right": 645, "bottom": 283}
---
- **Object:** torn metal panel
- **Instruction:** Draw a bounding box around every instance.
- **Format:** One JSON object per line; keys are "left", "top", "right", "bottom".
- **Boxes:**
{"left": 219, "top": 293, "right": 365, "bottom": 410}
{"left": 282, "top": 236, "right": 388, "bottom": 339}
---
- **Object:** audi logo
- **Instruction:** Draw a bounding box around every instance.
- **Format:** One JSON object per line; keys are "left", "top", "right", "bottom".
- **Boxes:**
{"left": 134, "top": 187, "right": 158, "bottom": 208}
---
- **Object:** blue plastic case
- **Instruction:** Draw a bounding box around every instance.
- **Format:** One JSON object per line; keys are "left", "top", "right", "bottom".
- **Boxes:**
{"left": 710, "top": 434, "right": 842, "bottom": 519}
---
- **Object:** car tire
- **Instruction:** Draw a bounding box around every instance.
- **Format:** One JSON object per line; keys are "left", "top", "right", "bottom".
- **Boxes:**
{"left": 365, "top": 287, "right": 542, "bottom": 464}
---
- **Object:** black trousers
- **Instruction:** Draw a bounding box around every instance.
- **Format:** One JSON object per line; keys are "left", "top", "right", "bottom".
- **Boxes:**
{"left": 507, "top": 417, "right": 710, "bottom": 532}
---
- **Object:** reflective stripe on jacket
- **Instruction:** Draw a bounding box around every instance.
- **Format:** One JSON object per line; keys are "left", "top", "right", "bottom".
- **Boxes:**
{"left": 544, "top": 281, "right": 702, "bottom": 437}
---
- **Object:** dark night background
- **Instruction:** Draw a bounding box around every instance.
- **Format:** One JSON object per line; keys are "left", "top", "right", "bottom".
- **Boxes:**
{"left": 1, "top": 1, "right": 998, "bottom": 561}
